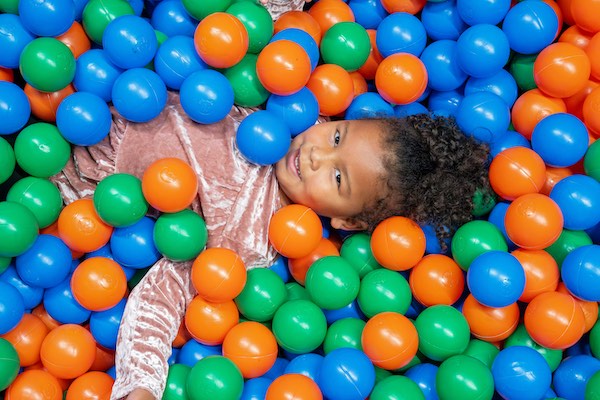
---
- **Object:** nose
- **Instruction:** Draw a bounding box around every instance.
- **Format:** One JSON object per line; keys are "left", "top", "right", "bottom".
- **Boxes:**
{"left": 309, "top": 146, "right": 334, "bottom": 171}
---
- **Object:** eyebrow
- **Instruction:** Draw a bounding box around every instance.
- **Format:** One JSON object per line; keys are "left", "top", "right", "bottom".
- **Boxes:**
{"left": 341, "top": 121, "right": 352, "bottom": 198}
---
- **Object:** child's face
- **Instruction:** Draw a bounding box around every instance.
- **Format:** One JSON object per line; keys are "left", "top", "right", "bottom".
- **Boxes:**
{"left": 275, "top": 119, "right": 387, "bottom": 231}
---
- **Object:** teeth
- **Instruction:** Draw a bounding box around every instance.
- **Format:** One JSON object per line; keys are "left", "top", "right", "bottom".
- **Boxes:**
{"left": 295, "top": 155, "right": 301, "bottom": 178}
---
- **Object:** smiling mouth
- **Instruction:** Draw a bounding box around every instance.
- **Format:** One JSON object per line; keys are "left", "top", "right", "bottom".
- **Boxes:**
{"left": 294, "top": 151, "right": 302, "bottom": 180}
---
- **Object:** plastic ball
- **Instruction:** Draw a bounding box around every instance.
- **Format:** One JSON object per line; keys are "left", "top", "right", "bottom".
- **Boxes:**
{"left": 0, "top": 201, "right": 39, "bottom": 258}
{"left": 180, "top": 69, "right": 234, "bottom": 125}
{"left": 370, "top": 375, "right": 425, "bottom": 400}
{"left": 287, "top": 237, "right": 339, "bottom": 285}
{"left": 455, "top": 91, "right": 510, "bottom": 143}
{"left": 583, "top": 86, "right": 600, "bottom": 137}
{"left": 491, "top": 346, "right": 551, "bottom": 400}
{"left": 102, "top": 15, "right": 158, "bottom": 70}
{"left": 191, "top": 248, "right": 247, "bottom": 303}
{"left": 268, "top": 204, "right": 322, "bottom": 259}
{"left": 419, "top": 40, "right": 468, "bottom": 92}
{"left": 345, "top": 92, "right": 394, "bottom": 120}
{"left": 93, "top": 173, "right": 148, "bottom": 228}
{"left": 14, "top": 122, "right": 71, "bottom": 178}
{"left": 375, "top": 53, "right": 428, "bottom": 105}
{"left": 71, "top": 257, "right": 127, "bottom": 311}
{"left": 266, "top": 87, "right": 319, "bottom": 137}
{"left": 356, "top": 29, "right": 383, "bottom": 80}
{"left": 274, "top": 10, "right": 322, "bottom": 46}
{"left": 65, "top": 371, "right": 114, "bottom": 400}
{"left": 347, "top": 0, "right": 387, "bottom": 30}
{"left": 317, "top": 348, "right": 375, "bottom": 400}
{"left": 19, "top": 38, "right": 76, "bottom": 93}
{"left": 534, "top": 42, "right": 591, "bottom": 100}
{"left": 89, "top": 298, "right": 126, "bottom": 350}
{"left": 554, "top": 355, "right": 600, "bottom": 400}
{"left": 436, "top": 355, "right": 494, "bottom": 400}
{"left": 323, "top": 317, "right": 365, "bottom": 354}
{"left": 0, "top": 137, "right": 15, "bottom": 185}
{"left": 450, "top": 220, "right": 508, "bottom": 270}
{"left": 357, "top": 268, "right": 412, "bottom": 317}
{"left": 504, "top": 324, "right": 562, "bottom": 372}
{"left": 81, "top": 0, "right": 135, "bottom": 44}
{"left": 0, "top": 265, "right": 44, "bottom": 310}
{"left": 561, "top": 245, "right": 600, "bottom": 302}
{"left": 151, "top": 0, "right": 198, "bottom": 38}
{"left": 193, "top": 12, "right": 248, "bottom": 69}
{"left": 43, "top": 275, "right": 92, "bottom": 325}
{"left": 550, "top": 174, "right": 600, "bottom": 231}
{"left": 141, "top": 157, "right": 198, "bottom": 213}
{"left": 489, "top": 147, "right": 547, "bottom": 201}
{"left": 462, "top": 293, "right": 520, "bottom": 342}
{"left": 154, "top": 36, "right": 208, "bottom": 91}
{"left": 255, "top": 40, "right": 311, "bottom": 96}
{"left": 272, "top": 299, "right": 327, "bottom": 354}
{"left": 57, "top": 198, "right": 113, "bottom": 253}
{"left": 234, "top": 268, "right": 287, "bottom": 322}
{"left": 111, "top": 68, "right": 167, "bottom": 123}
{"left": 222, "top": 321, "right": 278, "bottom": 379}
{"left": 456, "top": 0, "right": 510, "bottom": 26}
{"left": 5, "top": 369, "right": 63, "bottom": 400}
{"left": 187, "top": 356, "right": 244, "bottom": 400}
{"left": 320, "top": 22, "right": 370, "bottom": 72}
{"left": 403, "top": 363, "right": 439, "bottom": 400}
{"left": 0, "top": 14, "right": 36, "bottom": 69}
{"left": 55, "top": 91, "right": 111, "bottom": 146}
{"left": 221, "top": 54, "right": 268, "bottom": 107}
{"left": 421, "top": 0, "right": 467, "bottom": 41}
{"left": 181, "top": 0, "right": 231, "bottom": 20}
{"left": 271, "top": 28, "right": 320, "bottom": 72}
{"left": 532, "top": 113, "right": 590, "bottom": 168}
{"left": 305, "top": 256, "right": 360, "bottom": 310}
{"left": 361, "top": 312, "right": 418, "bottom": 370}
{"left": 587, "top": 32, "right": 600, "bottom": 81}
{"left": 284, "top": 353, "right": 324, "bottom": 381}
{"left": 0, "top": 280, "right": 25, "bottom": 335}
{"left": 24, "top": 83, "right": 70, "bottom": 123}
{"left": 512, "top": 248, "right": 559, "bottom": 303}
{"left": 0, "top": 338, "right": 19, "bottom": 390}
{"left": 427, "top": 88, "right": 463, "bottom": 116}
{"left": 177, "top": 339, "right": 221, "bottom": 367}
{"left": 7, "top": 177, "right": 62, "bottom": 229}
{"left": 236, "top": 110, "right": 291, "bottom": 165}
{"left": 18, "top": 0, "right": 75, "bottom": 37}
{"left": 462, "top": 339, "right": 500, "bottom": 369}
{"left": 40, "top": 324, "right": 96, "bottom": 379}
{"left": 0, "top": 81, "right": 30, "bottom": 136}
{"left": 184, "top": 296, "right": 238, "bottom": 346}
{"left": 163, "top": 364, "right": 192, "bottom": 400}
{"left": 512, "top": 89, "right": 567, "bottom": 140}
{"left": 380, "top": 0, "right": 427, "bottom": 15}
{"left": 15, "top": 234, "right": 72, "bottom": 289}
{"left": 153, "top": 210, "right": 207, "bottom": 262}
{"left": 414, "top": 305, "right": 470, "bottom": 361}
{"left": 340, "top": 232, "right": 382, "bottom": 279}
{"left": 307, "top": 0, "right": 355, "bottom": 34}
{"left": 585, "top": 139, "right": 600, "bottom": 181}
{"left": 370, "top": 216, "right": 426, "bottom": 271}
{"left": 73, "top": 49, "right": 123, "bottom": 102}
{"left": 409, "top": 254, "right": 465, "bottom": 307}
{"left": 226, "top": 0, "right": 273, "bottom": 54}
{"left": 464, "top": 68, "right": 518, "bottom": 109}
{"left": 501, "top": 0, "right": 559, "bottom": 55}
{"left": 587, "top": 371, "right": 600, "bottom": 400}
{"left": 571, "top": 0, "right": 600, "bottom": 33}
{"left": 456, "top": 24, "right": 510, "bottom": 79}
{"left": 306, "top": 63, "right": 354, "bottom": 116}
{"left": 266, "top": 374, "right": 323, "bottom": 400}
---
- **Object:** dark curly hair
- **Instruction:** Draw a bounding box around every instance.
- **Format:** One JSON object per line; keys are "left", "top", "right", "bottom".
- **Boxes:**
{"left": 354, "top": 113, "right": 494, "bottom": 247}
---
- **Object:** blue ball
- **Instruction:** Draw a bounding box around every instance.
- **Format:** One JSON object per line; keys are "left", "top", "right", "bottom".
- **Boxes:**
{"left": 154, "top": 35, "right": 208, "bottom": 90}
{"left": 456, "top": 91, "right": 510, "bottom": 143}
{"left": 103, "top": 15, "right": 159, "bottom": 70}
{"left": 464, "top": 69, "right": 518, "bottom": 108}
{"left": 43, "top": 274, "right": 91, "bottom": 324}
{"left": 348, "top": 0, "right": 388, "bottom": 29}
{"left": 241, "top": 377, "right": 272, "bottom": 400}
{"left": 266, "top": 87, "right": 319, "bottom": 137}
{"left": 112, "top": 68, "right": 168, "bottom": 123}
{"left": 127, "top": 0, "right": 144, "bottom": 15}
{"left": 177, "top": 340, "right": 221, "bottom": 367}
{"left": 236, "top": 110, "right": 291, "bottom": 166}
{"left": 553, "top": 355, "right": 600, "bottom": 400}
{"left": 56, "top": 92, "right": 112, "bottom": 146}
{"left": 427, "top": 89, "right": 463, "bottom": 117}
{"left": 492, "top": 346, "right": 552, "bottom": 400}
{"left": 18, "top": 0, "right": 75, "bottom": 37}
{"left": 15, "top": 234, "right": 72, "bottom": 289}
{"left": 73, "top": 0, "right": 88, "bottom": 20}
{"left": 550, "top": 174, "right": 600, "bottom": 231}
{"left": 456, "top": 24, "right": 510, "bottom": 78}
{"left": 180, "top": 69, "right": 234, "bottom": 124}
{"left": 110, "top": 216, "right": 161, "bottom": 269}
{"left": 0, "top": 265, "right": 44, "bottom": 310}
{"left": 502, "top": 0, "right": 559, "bottom": 55}
{"left": 263, "top": 357, "right": 290, "bottom": 380}
{"left": 421, "top": 0, "right": 467, "bottom": 41}
{"left": 0, "top": 81, "right": 31, "bottom": 136}
{"left": 318, "top": 348, "right": 375, "bottom": 400}
{"left": 0, "top": 280, "right": 25, "bottom": 334}
{"left": 405, "top": 363, "right": 439, "bottom": 400}
{"left": 285, "top": 353, "right": 324, "bottom": 381}
{"left": 271, "top": 28, "right": 320, "bottom": 71}
{"left": 394, "top": 102, "right": 429, "bottom": 117}
{"left": 345, "top": 92, "right": 394, "bottom": 120}
{"left": 151, "top": 0, "right": 198, "bottom": 37}
{"left": 269, "top": 256, "right": 290, "bottom": 283}
{"left": 420, "top": 40, "right": 468, "bottom": 92}
{"left": 531, "top": 113, "right": 590, "bottom": 168}
{"left": 90, "top": 298, "right": 126, "bottom": 350}
{"left": 487, "top": 201, "right": 517, "bottom": 250}
{"left": 561, "top": 245, "right": 600, "bottom": 302}
{"left": 0, "top": 14, "right": 36, "bottom": 69}
{"left": 456, "top": 0, "right": 511, "bottom": 26}
{"left": 376, "top": 12, "right": 427, "bottom": 58}
{"left": 490, "top": 130, "right": 531, "bottom": 158}
{"left": 322, "top": 300, "right": 364, "bottom": 325}
{"left": 74, "top": 49, "right": 123, "bottom": 102}
{"left": 467, "top": 250, "right": 525, "bottom": 307}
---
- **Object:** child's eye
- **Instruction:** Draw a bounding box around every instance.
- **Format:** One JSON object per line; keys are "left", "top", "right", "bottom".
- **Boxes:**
{"left": 334, "top": 130, "right": 340, "bottom": 146}
{"left": 335, "top": 169, "right": 341, "bottom": 188}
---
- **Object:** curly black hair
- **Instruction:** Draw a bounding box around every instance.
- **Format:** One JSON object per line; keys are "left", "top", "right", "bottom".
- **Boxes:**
{"left": 353, "top": 113, "right": 494, "bottom": 247}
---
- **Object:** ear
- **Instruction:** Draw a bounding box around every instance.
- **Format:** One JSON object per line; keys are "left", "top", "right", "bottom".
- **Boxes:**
{"left": 330, "top": 217, "right": 368, "bottom": 232}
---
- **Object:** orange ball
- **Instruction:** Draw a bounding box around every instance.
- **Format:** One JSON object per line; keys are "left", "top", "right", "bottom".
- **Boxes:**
{"left": 350, "top": 71, "right": 368, "bottom": 97}
{"left": 56, "top": 21, "right": 91, "bottom": 59}
{"left": 540, "top": 0, "right": 563, "bottom": 40}
{"left": 511, "top": 248, "right": 559, "bottom": 303}
{"left": 307, "top": 0, "right": 355, "bottom": 34}
{"left": 556, "top": 282, "right": 598, "bottom": 333}
{"left": 587, "top": 32, "right": 600, "bottom": 80}
{"left": 505, "top": 193, "right": 564, "bottom": 250}
{"left": 559, "top": 25, "right": 592, "bottom": 49}
{"left": 288, "top": 237, "right": 339, "bottom": 285}
{"left": 6, "top": 369, "right": 63, "bottom": 400}
{"left": 40, "top": 324, "right": 97, "bottom": 380}
{"left": 0, "top": 67, "right": 14, "bottom": 82}
{"left": 274, "top": 11, "right": 322, "bottom": 46}
{"left": 172, "top": 321, "right": 192, "bottom": 349}
{"left": 361, "top": 311, "right": 419, "bottom": 370}
{"left": 380, "top": 0, "right": 427, "bottom": 14}
{"left": 24, "top": 84, "right": 76, "bottom": 122}
{"left": 193, "top": 12, "right": 248, "bottom": 68}
{"left": 41, "top": 221, "right": 84, "bottom": 260}
{"left": 511, "top": 89, "right": 567, "bottom": 140}
{"left": 65, "top": 371, "right": 114, "bottom": 400}
{"left": 306, "top": 63, "right": 354, "bottom": 116}
{"left": 1, "top": 313, "right": 49, "bottom": 367}
{"left": 370, "top": 216, "right": 426, "bottom": 271}
{"left": 89, "top": 344, "right": 115, "bottom": 372}
{"left": 71, "top": 257, "right": 127, "bottom": 311}
{"left": 583, "top": 86, "right": 600, "bottom": 137}
{"left": 557, "top": 0, "right": 576, "bottom": 25}
{"left": 191, "top": 248, "right": 247, "bottom": 303}
{"left": 534, "top": 42, "right": 591, "bottom": 98}
{"left": 524, "top": 291, "right": 586, "bottom": 350}
{"left": 268, "top": 204, "right": 323, "bottom": 259}
{"left": 222, "top": 321, "right": 278, "bottom": 379}
{"left": 409, "top": 254, "right": 465, "bottom": 307}
{"left": 571, "top": 0, "right": 600, "bottom": 34}
{"left": 488, "top": 147, "right": 547, "bottom": 201}
{"left": 564, "top": 80, "right": 599, "bottom": 122}
{"left": 256, "top": 40, "right": 312, "bottom": 96}
{"left": 375, "top": 53, "right": 428, "bottom": 105}
{"left": 58, "top": 198, "right": 113, "bottom": 253}
{"left": 541, "top": 166, "right": 574, "bottom": 196}
{"left": 357, "top": 29, "right": 383, "bottom": 81}
{"left": 461, "top": 294, "right": 520, "bottom": 342}
{"left": 141, "top": 157, "right": 198, "bottom": 213}
{"left": 31, "top": 305, "right": 61, "bottom": 331}
{"left": 184, "top": 295, "right": 239, "bottom": 346}
{"left": 266, "top": 374, "right": 323, "bottom": 400}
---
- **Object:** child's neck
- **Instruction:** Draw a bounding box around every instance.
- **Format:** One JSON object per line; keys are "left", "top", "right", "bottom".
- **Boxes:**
{"left": 277, "top": 187, "right": 293, "bottom": 209}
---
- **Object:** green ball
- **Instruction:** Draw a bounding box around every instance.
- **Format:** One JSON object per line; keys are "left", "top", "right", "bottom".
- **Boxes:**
{"left": 585, "top": 139, "right": 600, "bottom": 182}
{"left": 587, "top": 320, "right": 600, "bottom": 359}
{"left": 272, "top": 299, "right": 327, "bottom": 354}
{"left": 586, "top": 370, "right": 600, "bottom": 400}
{"left": 0, "top": 137, "right": 15, "bottom": 185}
{"left": 305, "top": 256, "right": 360, "bottom": 310}
{"left": 226, "top": 1, "right": 273, "bottom": 54}
{"left": 450, "top": 220, "right": 508, "bottom": 270}
{"left": 93, "top": 173, "right": 148, "bottom": 227}
{"left": 164, "top": 363, "right": 191, "bottom": 400}
{"left": 340, "top": 232, "right": 382, "bottom": 278}
{"left": 0, "top": 257, "right": 11, "bottom": 275}
{"left": 0, "top": 0, "right": 18, "bottom": 13}
{"left": 0, "top": 338, "right": 19, "bottom": 391}
{"left": 357, "top": 268, "right": 412, "bottom": 318}
{"left": 19, "top": 38, "right": 76, "bottom": 92}
{"left": 187, "top": 356, "right": 243, "bottom": 400}
{"left": 286, "top": 281, "right": 310, "bottom": 301}
{"left": 545, "top": 229, "right": 593, "bottom": 268}
{"left": 509, "top": 53, "right": 538, "bottom": 92}
{"left": 235, "top": 268, "right": 287, "bottom": 322}
{"left": 374, "top": 366, "right": 393, "bottom": 384}
{"left": 153, "top": 209, "right": 208, "bottom": 261}
{"left": 224, "top": 54, "right": 270, "bottom": 107}
{"left": 323, "top": 317, "right": 365, "bottom": 354}
{"left": 370, "top": 375, "right": 425, "bottom": 400}
{"left": 7, "top": 177, "right": 63, "bottom": 229}
{"left": 414, "top": 305, "right": 470, "bottom": 362}
{"left": 320, "top": 22, "right": 371, "bottom": 72}
{"left": 436, "top": 355, "right": 494, "bottom": 400}
{"left": 472, "top": 188, "right": 497, "bottom": 217}
{"left": 183, "top": 0, "right": 232, "bottom": 20}
{"left": 14, "top": 123, "right": 71, "bottom": 178}
{"left": 504, "top": 324, "right": 562, "bottom": 372}
{"left": 82, "top": 0, "right": 135, "bottom": 44}
{"left": 462, "top": 339, "right": 499, "bottom": 369}
{"left": 0, "top": 201, "right": 39, "bottom": 258}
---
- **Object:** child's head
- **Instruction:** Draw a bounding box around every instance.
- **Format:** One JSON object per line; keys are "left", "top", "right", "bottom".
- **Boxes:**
{"left": 275, "top": 113, "right": 492, "bottom": 242}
